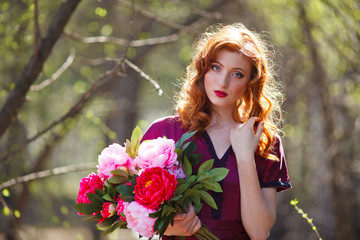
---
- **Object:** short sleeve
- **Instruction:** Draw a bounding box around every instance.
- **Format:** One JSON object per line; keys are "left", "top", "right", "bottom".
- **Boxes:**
{"left": 142, "top": 121, "right": 161, "bottom": 142}
{"left": 141, "top": 116, "right": 184, "bottom": 143}
{"left": 256, "top": 136, "right": 292, "bottom": 192}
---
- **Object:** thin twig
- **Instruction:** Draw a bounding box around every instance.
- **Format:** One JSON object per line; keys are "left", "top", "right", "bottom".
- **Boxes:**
{"left": 290, "top": 199, "right": 323, "bottom": 240}
{"left": 64, "top": 18, "right": 205, "bottom": 47}
{"left": 124, "top": 58, "right": 163, "bottom": 96}
{"left": 0, "top": 163, "right": 96, "bottom": 190}
{"left": 64, "top": 30, "right": 179, "bottom": 47}
{"left": 114, "top": 0, "right": 185, "bottom": 30}
{"left": 0, "top": 0, "right": 140, "bottom": 163}
{"left": 77, "top": 56, "right": 163, "bottom": 96}
{"left": 0, "top": 69, "right": 117, "bottom": 163}
{"left": 170, "top": 0, "right": 222, "bottom": 19}
{"left": 30, "top": 48, "right": 76, "bottom": 91}
{"left": 0, "top": 195, "right": 23, "bottom": 240}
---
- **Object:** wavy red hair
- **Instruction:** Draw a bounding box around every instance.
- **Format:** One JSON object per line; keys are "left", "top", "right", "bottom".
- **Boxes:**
{"left": 176, "top": 23, "right": 284, "bottom": 159}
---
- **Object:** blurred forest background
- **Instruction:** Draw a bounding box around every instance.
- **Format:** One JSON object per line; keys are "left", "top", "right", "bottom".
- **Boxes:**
{"left": 0, "top": 0, "right": 359, "bottom": 239}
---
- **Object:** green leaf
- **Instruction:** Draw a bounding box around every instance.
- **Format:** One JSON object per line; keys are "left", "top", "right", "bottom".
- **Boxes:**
{"left": 105, "top": 185, "right": 117, "bottom": 199}
{"left": 198, "top": 190, "right": 217, "bottom": 210}
{"left": 177, "top": 178, "right": 186, "bottom": 185}
{"left": 182, "top": 141, "right": 196, "bottom": 154}
{"left": 125, "top": 139, "right": 133, "bottom": 158}
{"left": 87, "top": 193, "right": 104, "bottom": 207}
{"left": 198, "top": 159, "right": 214, "bottom": 177}
{"left": 175, "top": 183, "right": 189, "bottom": 195}
{"left": 131, "top": 126, "right": 143, "bottom": 145}
{"left": 74, "top": 203, "right": 102, "bottom": 215}
{"left": 186, "top": 175, "right": 197, "bottom": 185}
{"left": 183, "top": 157, "right": 192, "bottom": 179}
{"left": 98, "top": 214, "right": 118, "bottom": 228}
{"left": 183, "top": 188, "right": 199, "bottom": 202}
{"left": 198, "top": 180, "right": 222, "bottom": 192}
{"left": 116, "top": 184, "right": 134, "bottom": 196}
{"left": 108, "top": 175, "right": 128, "bottom": 185}
{"left": 187, "top": 153, "right": 201, "bottom": 166}
{"left": 149, "top": 210, "right": 161, "bottom": 218}
{"left": 169, "top": 195, "right": 183, "bottom": 202}
{"left": 207, "top": 168, "right": 229, "bottom": 182}
{"left": 111, "top": 169, "right": 128, "bottom": 177}
{"left": 95, "top": 188, "right": 106, "bottom": 197}
{"left": 102, "top": 194, "right": 114, "bottom": 202}
{"left": 190, "top": 193, "right": 201, "bottom": 206}
{"left": 192, "top": 183, "right": 204, "bottom": 190}
{"left": 158, "top": 216, "right": 171, "bottom": 236}
{"left": 84, "top": 213, "right": 102, "bottom": 221}
{"left": 119, "top": 195, "right": 135, "bottom": 202}
{"left": 131, "top": 126, "right": 143, "bottom": 155}
{"left": 175, "top": 130, "right": 196, "bottom": 149}
{"left": 193, "top": 203, "right": 203, "bottom": 214}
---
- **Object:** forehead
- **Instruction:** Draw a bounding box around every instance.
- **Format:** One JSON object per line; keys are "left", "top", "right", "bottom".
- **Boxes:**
{"left": 214, "top": 48, "right": 252, "bottom": 70}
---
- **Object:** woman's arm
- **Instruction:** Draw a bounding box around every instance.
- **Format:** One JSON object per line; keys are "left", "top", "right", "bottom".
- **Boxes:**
{"left": 164, "top": 204, "right": 202, "bottom": 236}
{"left": 230, "top": 117, "right": 277, "bottom": 240}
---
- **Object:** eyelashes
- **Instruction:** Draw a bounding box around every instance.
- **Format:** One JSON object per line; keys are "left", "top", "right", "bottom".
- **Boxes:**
{"left": 210, "top": 64, "right": 245, "bottom": 79}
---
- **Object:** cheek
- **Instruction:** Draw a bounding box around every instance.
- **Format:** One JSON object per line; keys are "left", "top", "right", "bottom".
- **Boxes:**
{"left": 232, "top": 82, "right": 248, "bottom": 96}
{"left": 203, "top": 73, "right": 212, "bottom": 90}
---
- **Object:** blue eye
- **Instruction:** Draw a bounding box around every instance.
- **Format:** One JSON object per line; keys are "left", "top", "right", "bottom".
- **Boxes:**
{"left": 233, "top": 72, "right": 244, "bottom": 78}
{"left": 211, "top": 65, "right": 220, "bottom": 71}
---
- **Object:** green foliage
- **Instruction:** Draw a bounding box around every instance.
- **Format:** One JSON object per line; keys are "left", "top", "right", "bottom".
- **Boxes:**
{"left": 291, "top": 199, "right": 323, "bottom": 240}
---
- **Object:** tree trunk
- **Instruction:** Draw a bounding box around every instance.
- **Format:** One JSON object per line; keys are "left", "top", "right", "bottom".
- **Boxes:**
{"left": 299, "top": 2, "right": 356, "bottom": 239}
{"left": 0, "top": 0, "right": 82, "bottom": 140}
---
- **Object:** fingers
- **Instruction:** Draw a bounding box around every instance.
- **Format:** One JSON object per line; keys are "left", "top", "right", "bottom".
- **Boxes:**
{"left": 255, "top": 121, "right": 264, "bottom": 141}
{"left": 174, "top": 213, "right": 186, "bottom": 220}
{"left": 167, "top": 204, "right": 201, "bottom": 236}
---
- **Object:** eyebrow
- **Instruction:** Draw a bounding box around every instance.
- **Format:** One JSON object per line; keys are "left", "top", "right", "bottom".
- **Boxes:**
{"left": 213, "top": 60, "right": 246, "bottom": 73}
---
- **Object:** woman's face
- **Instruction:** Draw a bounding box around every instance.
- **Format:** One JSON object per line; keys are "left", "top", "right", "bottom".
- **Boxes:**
{"left": 204, "top": 48, "right": 252, "bottom": 113}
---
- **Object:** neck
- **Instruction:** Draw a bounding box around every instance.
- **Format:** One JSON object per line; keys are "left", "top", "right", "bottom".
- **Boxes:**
{"left": 210, "top": 105, "right": 236, "bottom": 128}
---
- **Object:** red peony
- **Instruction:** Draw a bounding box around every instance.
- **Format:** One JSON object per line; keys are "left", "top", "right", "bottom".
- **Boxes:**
{"left": 98, "top": 202, "right": 116, "bottom": 223}
{"left": 135, "top": 167, "right": 177, "bottom": 210}
{"left": 76, "top": 172, "right": 104, "bottom": 204}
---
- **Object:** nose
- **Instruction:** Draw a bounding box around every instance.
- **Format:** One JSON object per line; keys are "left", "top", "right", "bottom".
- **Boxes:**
{"left": 217, "top": 72, "right": 229, "bottom": 88}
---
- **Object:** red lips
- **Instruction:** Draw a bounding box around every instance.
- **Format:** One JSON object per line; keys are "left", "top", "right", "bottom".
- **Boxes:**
{"left": 214, "top": 90, "right": 228, "bottom": 98}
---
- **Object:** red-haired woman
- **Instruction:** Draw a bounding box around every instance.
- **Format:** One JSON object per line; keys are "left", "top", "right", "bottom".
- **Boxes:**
{"left": 142, "top": 23, "right": 291, "bottom": 240}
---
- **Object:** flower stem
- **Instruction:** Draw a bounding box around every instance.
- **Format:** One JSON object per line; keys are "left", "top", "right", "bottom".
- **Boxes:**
{"left": 194, "top": 225, "right": 219, "bottom": 240}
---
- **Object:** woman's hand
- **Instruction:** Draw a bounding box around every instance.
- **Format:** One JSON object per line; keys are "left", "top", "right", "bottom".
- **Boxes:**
{"left": 230, "top": 117, "right": 264, "bottom": 162}
{"left": 164, "top": 204, "right": 202, "bottom": 236}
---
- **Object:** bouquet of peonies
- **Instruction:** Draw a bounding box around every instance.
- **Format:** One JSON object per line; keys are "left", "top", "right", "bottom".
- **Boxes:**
{"left": 75, "top": 126, "right": 228, "bottom": 239}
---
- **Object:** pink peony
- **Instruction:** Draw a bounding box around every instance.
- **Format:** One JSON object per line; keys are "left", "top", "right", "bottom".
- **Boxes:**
{"left": 116, "top": 196, "right": 127, "bottom": 222}
{"left": 135, "top": 167, "right": 177, "bottom": 210}
{"left": 136, "top": 137, "right": 178, "bottom": 170}
{"left": 123, "top": 201, "right": 156, "bottom": 238}
{"left": 76, "top": 173, "right": 104, "bottom": 204}
{"left": 98, "top": 202, "right": 116, "bottom": 223}
{"left": 96, "top": 143, "right": 135, "bottom": 180}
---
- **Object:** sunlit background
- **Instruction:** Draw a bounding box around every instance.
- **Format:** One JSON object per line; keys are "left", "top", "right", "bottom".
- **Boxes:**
{"left": 0, "top": 0, "right": 359, "bottom": 239}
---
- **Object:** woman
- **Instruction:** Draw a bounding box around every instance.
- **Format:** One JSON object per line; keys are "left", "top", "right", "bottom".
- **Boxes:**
{"left": 142, "top": 23, "right": 291, "bottom": 240}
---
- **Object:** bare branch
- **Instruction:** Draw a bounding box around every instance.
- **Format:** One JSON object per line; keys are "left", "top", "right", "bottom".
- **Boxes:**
{"left": 0, "top": 7, "right": 139, "bottom": 163}
{"left": 0, "top": 195, "right": 23, "bottom": 240}
{"left": 0, "top": 0, "right": 82, "bottom": 140}
{"left": 64, "top": 18, "right": 205, "bottom": 47}
{"left": 124, "top": 59, "right": 163, "bottom": 96}
{"left": 115, "top": 0, "right": 185, "bottom": 30}
{"left": 0, "top": 163, "right": 96, "bottom": 190}
{"left": 170, "top": 0, "right": 222, "bottom": 19}
{"left": 0, "top": 68, "right": 117, "bottom": 163}
{"left": 76, "top": 56, "right": 163, "bottom": 96}
{"left": 30, "top": 48, "right": 76, "bottom": 91}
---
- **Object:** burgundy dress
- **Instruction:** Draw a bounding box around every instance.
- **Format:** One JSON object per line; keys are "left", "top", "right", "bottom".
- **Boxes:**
{"left": 141, "top": 116, "right": 291, "bottom": 240}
